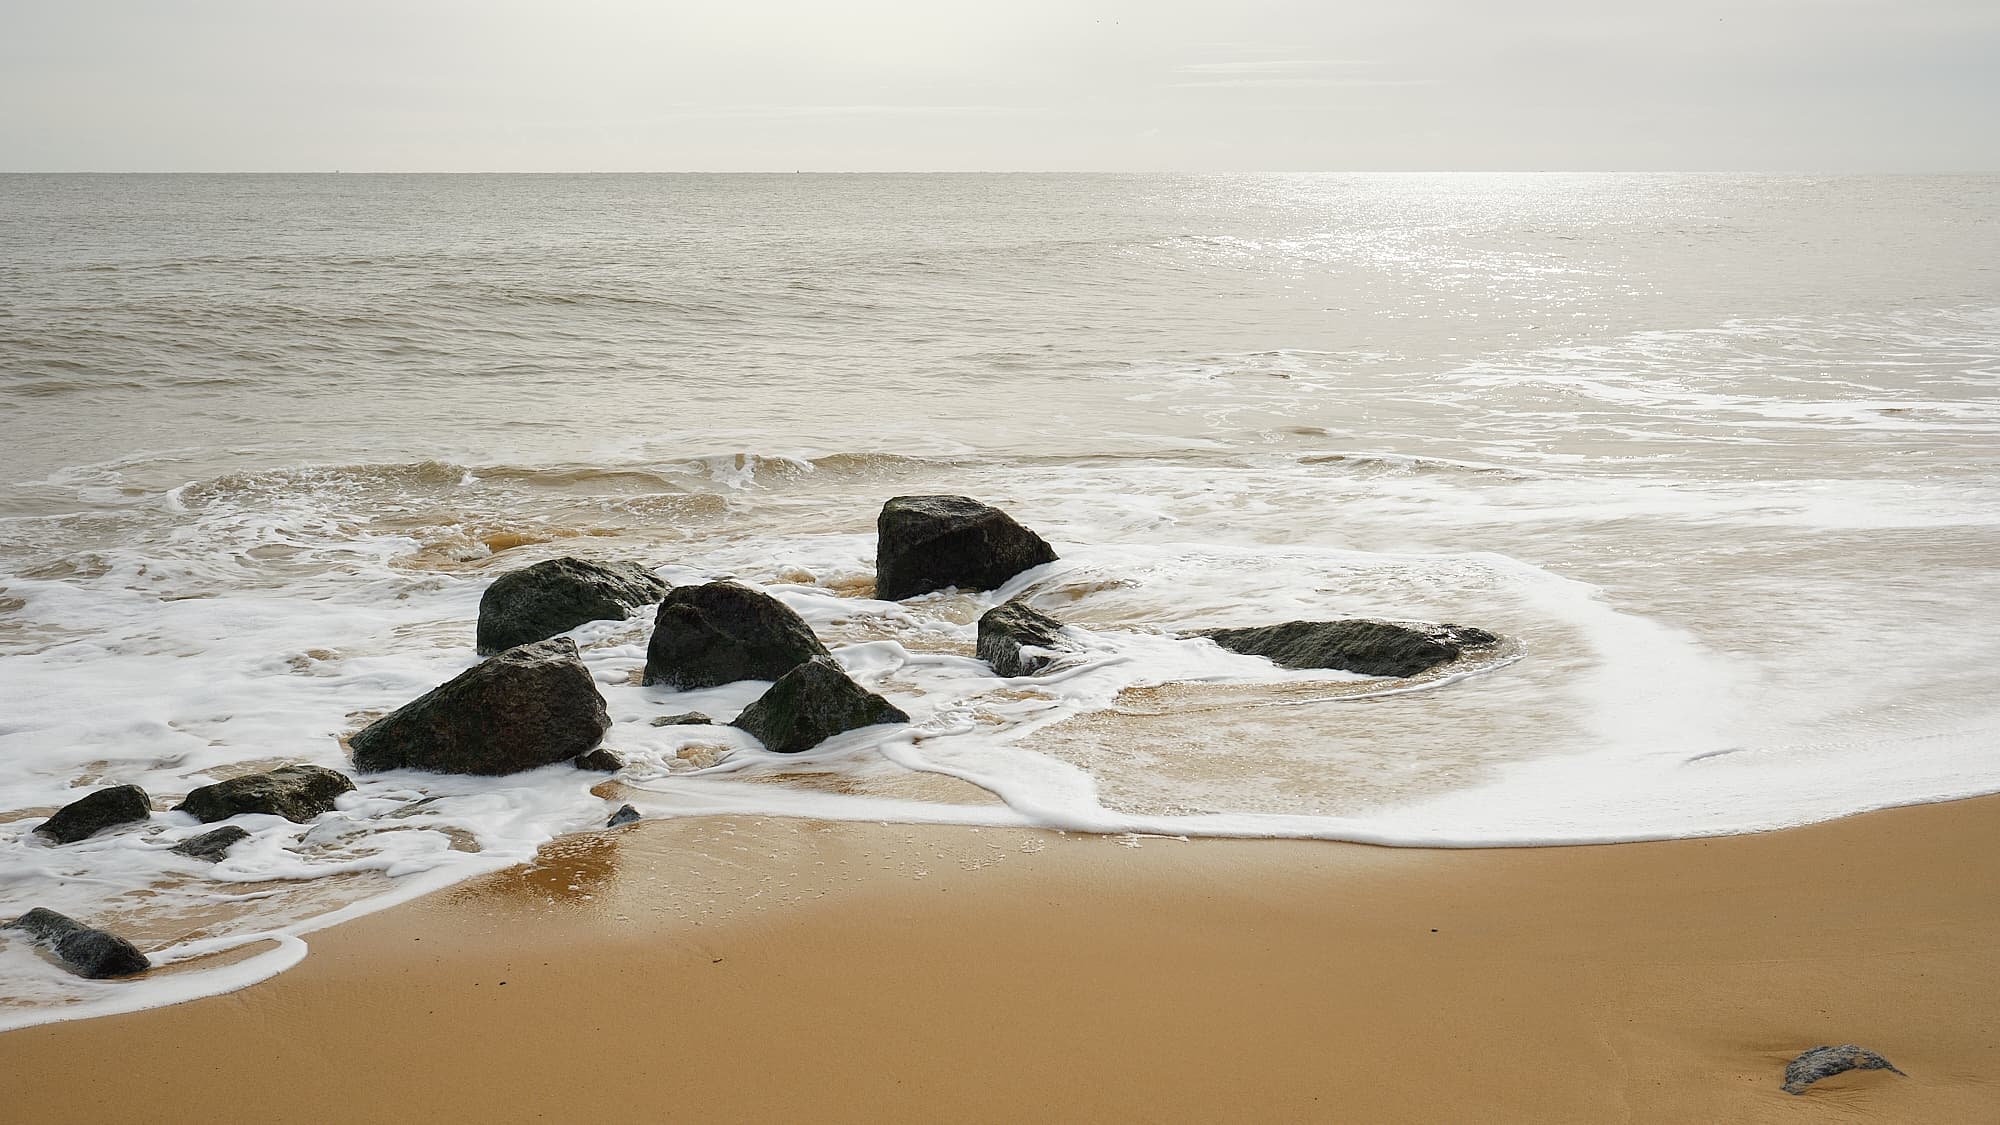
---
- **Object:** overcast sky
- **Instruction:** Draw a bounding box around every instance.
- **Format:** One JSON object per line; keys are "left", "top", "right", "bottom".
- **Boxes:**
{"left": 3, "top": 0, "right": 1995, "bottom": 171}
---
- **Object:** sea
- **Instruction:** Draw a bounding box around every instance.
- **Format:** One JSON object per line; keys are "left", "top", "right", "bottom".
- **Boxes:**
{"left": 3, "top": 172, "right": 1997, "bottom": 1026}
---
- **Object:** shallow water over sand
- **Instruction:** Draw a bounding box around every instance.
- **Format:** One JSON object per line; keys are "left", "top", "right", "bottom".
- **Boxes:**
{"left": 3, "top": 173, "right": 1998, "bottom": 1022}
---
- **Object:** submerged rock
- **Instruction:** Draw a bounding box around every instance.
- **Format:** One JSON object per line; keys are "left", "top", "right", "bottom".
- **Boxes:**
{"left": 476, "top": 556, "right": 671, "bottom": 655}
{"left": 350, "top": 637, "right": 611, "bottom": 775}
{"left": 1782, "top": 1044, "right": 1906, "bottom": 1095}
{"left": 606, "top": 804, "right": 641, "bottom": 828}
{"left": 5, "top": 908, "right": 150, "bottom": 979}
{"left": 642, "top": 581, "right": 829, "bottom": 690}
{"left": 1192, "top": 620, "right": 1499, "bottom": 678}
{"left": 175, "top": 765, "right": 355, "bottom": 824}
{"left": 574, "top": 747, "right": 625, "bottom": 772}
{"left": 171, "top": 825, "right": 252, "bottom": 862}
{"left": 650, "top": 711, "right": 714, "bottom": 727}
{"left": 731, "top": 656, "right": 909, "bottom": 754}
{"left": 34, "top": 784, "right": 151, "bottom": 844}
{"left": 874, "top": 495, "right": 1058, "bottom": 601}
{"left": 977, "top": 599, "right": 1074, "bottom": 677}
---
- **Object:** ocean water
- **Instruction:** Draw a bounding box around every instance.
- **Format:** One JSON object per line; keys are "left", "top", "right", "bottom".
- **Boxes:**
{"left": 3, "top": 173, "right": 1998, "bottom": 1026}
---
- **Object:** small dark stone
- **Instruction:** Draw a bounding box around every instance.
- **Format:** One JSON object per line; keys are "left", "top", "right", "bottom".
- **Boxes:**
{"left": 606, "top": 804, "right": 641, "bottom": 828}
{"left": 977, "top": 599, "right": 1074, "bottom": 677}
{"left": 171, "top": 825, "right": 251, "bottom": 862}
{"left": 731, "top": 656, "right": 909, "bottom": 754}
{"left": 1192, "top": 619, "right": 1499, "bottom": 678}
{"left": 650, "top": 711, "right": 714, "bottom": 727}
{"left": 175, "top": 765, "right": 355, "bottom": 823}
{"left": 33, "top": 784, "right": 152, "bottom": 844}
{"left": 574, "top": 747, "right": 625, "bottom": 772}
{"left": 350, "top": 637, "right": 611, "bottom": 775}
{"left": 642, "top": 581, "right": 829, "bottom": 690}
{"left": 476, "top": 557, "right": 671, "bottom": 655}
{"left": 1782, "top": 1044, "right": 1906, "bottom": 1094}
{"left": 5, "top": 907, "right": 150, "bottom": 979}
{"left": 874, "top": 495, "right": 1058, "bottom": 601}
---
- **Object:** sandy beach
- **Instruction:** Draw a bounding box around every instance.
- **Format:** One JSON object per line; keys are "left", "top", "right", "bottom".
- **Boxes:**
{"left": 6, "top": 796, "right": 1997, "bottom": 1123}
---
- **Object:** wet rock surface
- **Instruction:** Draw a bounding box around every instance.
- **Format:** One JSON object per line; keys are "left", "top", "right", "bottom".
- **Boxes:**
{"left": 606, "top": 804, "right": 641, "bottom": 828}
{"left": 175, "top": 764, "right": 355, "bottom": 823}
{"left": 1192, "top": 619, "right": 1499, "bottom": 678}
{"left": 476, "top": 556, "right": 670, "bottom": 655}
{"left": 350, "top": 637, "right": 612, "bottom": 775}
{"left": 5, "top": 908, "right": 150, "bottom": 979}
{"left": 642, "top": 581, "right": 829, "bottom": 690}
{"left": 977, "top": 599, "right": 1074, "bottom": 677}
{"left": 1782, "top": 1044, "right": 1906, "bottom": 1094}
{"left": 170, "top": 825, "right": 252, "bottom": 861}
{"left": 732, "top": 656, "right": 910, "bottom": 754}
{"left": 874, "top": 495, "right": 1058, "bottom": 601}
{"left": 34, "top": 784, "right": 152, "bottom": 844}
{"left": 574, "top": 747, "right": 625, "bottom": 772}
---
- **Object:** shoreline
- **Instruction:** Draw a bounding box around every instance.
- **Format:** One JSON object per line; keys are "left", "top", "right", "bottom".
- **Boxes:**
{"left": 6, "top": 797, "right": 2000, "bottom": 1122}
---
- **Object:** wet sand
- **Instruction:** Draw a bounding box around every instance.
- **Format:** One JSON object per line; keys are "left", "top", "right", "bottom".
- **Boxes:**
{"left": 6, "top": 797, "right": 2000, "bottom": 1123}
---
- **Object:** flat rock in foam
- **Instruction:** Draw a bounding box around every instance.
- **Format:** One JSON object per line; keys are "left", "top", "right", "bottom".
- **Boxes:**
{"left": 1191, "top": 619, "right": 1499, "bottom": 678}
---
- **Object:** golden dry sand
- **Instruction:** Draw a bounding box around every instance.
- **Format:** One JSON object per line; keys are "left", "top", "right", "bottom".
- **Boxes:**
{"left": 7, "top": 797, "right": 2000, "bottom": 1123}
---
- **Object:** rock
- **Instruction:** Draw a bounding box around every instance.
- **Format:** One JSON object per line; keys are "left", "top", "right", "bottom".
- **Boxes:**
{"left": 977, "top": 599, "right": 1074, "bottom": 677}
{"left": 5, "top": 908, "right": 150, "bottom": 979}
{"left": 642, "top": 581, "right": 829, "bottom": 690}
{"left": 575, "top": 747, "right": 625, "bottom": 772}
{"left": 476, "top": 556, "right": 671, "bottom": 655}
{"left": 874, "top": 495, "right": 1058, "bottom": 601}
{"left": 171, "top": 825, "right": 251, "bottom": 861}
{"left": 33, "top": 784, "right": 151, "bottom": 844}
{"left": 650, "top": 711, "right": 714, "bottom": 727}
{"left": 350, "top": 637, "right": 612, "bottom": 775}
{"left": 606, "top": 804, "right": 641, "bottom": 828}
{"left": 1192, "top": 620, "right": 1499, "bottom": 678}
{"left": 731, "top": 656, "right": 909, "bottom": 754}
{"left": 174, "top": 765, "right": 355, "bottom": 823}
{"left": 1782, "top": 1044, "right": 1906, "bottom": 1094}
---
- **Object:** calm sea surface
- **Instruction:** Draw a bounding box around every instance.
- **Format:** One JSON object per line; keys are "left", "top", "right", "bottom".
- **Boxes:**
{"left": 2, "top": 173, "right": 1997, "bottom": 1022}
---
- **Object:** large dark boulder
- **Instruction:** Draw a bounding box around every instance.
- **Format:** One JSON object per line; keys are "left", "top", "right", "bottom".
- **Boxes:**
{"left": 874, "top": 495, "right": 1058, "bottom": 601}
{"left": 476, "top": 557, "right": 670, "bottom": 655}
{"left": 642, "top": 581, "right": 829, "bottom": 690}
{"left": 1782, "top": 1044, "right": 1906, "bottom": 1094}
{"left": 174, "top": 765, "right": 355, "bottom": 823}
{"left": 171, "top": 825, "right": 251, "bottom": 862}
{"left": 5, "top": 908, "right": 150, "bottom": 979}
{"left": 350, "top": 637, "right": 611, "bottom": 775}
{"left": 731, "top": 656, "right": 910, "bottom": 754}
{"left": 978, "top": 599, "right": 1074, "bottom": 677}
{"left": 1192, "top": 620, "right": 1499, "bottom": 678}
{"left": 34, "top": 784, "right": 151, "bottom": 844}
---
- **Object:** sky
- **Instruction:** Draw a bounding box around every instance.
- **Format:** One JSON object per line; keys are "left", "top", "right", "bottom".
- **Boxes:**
{"left": 2, "top": 0, "right": 1996, "bottom": 171}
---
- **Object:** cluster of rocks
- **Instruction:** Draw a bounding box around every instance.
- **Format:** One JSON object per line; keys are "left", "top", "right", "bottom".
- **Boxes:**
{"left": 10, "top": 493, "right": 1506, "bottom": 982}
{"left": 13, "top": 762, "right": 361, "bottom": 979}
